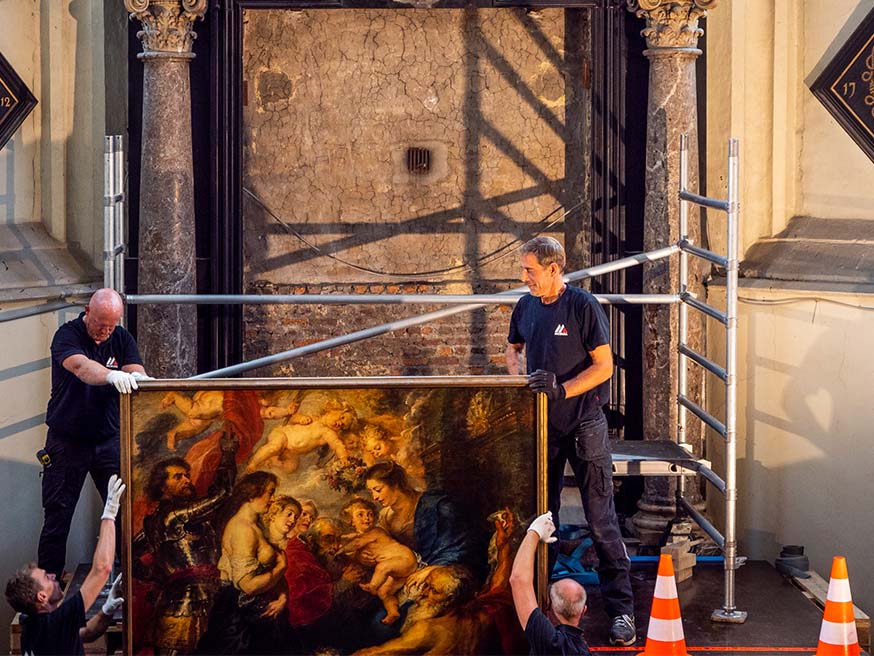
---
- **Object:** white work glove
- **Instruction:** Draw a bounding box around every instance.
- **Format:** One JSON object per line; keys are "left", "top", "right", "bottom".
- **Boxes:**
{"left": 105, "top": 370, "right": 138, "bottom": 394}
{"left": 528, "top": 511, "right": 558, "bottom": 543}
{"left": 130, "top": 371, "right": 153, "bottom": 382}
{"left": 101, "top": 573, "right": 124, "bottom": 615}
{"left": 102, "top": 475, "right": 126, "bottom": 521}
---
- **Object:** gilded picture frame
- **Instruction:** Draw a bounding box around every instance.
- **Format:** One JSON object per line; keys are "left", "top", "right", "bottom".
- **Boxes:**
{"left": 121, "top": 376, "right": 547, "bottom": 655}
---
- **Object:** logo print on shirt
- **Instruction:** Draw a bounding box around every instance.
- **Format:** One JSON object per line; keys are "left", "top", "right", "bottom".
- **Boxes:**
{"left": 554, "top": 324, "right": 568, "bottom": 336}
{"left": 105, "top": 357, "right": 119, "bottom": 369}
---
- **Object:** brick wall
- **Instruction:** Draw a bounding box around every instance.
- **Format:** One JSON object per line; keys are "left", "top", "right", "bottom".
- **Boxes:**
{"left": 243, "top": 281, "right": 518, "bottom": 376}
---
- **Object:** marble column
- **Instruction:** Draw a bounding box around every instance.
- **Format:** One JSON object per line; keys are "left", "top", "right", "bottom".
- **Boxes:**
{"left": 126, "top": 0, "right": 206, "bottom": 377}
{"left": 627, "top": 0, "right": 715, "bottom": 545}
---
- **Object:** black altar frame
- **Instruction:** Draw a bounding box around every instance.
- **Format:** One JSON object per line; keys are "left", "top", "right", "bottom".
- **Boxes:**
{"left": 0, "top": 51, "right": 38, "bottom": 152}
{"left": 810, "top": 7, "right": 874, "bottom": 164}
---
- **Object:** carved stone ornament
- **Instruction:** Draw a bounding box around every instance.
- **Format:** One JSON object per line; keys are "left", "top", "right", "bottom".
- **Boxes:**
{"left": 125, "top": 0, "right": 208, "bottom": 55}
{"left": 627, "top": 0, "right": 716, "bottom": 50}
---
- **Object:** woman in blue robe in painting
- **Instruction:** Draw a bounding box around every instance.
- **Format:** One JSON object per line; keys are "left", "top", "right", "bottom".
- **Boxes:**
{"left": 363, "top": 461, "right": 479, "bottom": 574}
{"left": 302, "top": 462, "right": 482, "bottom": 652}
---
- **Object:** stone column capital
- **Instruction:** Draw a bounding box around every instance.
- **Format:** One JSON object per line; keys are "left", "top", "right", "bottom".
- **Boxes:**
{"left": 626, "top": 0, "right": 715, "bottom": 53}
{"left": 125, "top": 0, "right": 208, "bottom": 57}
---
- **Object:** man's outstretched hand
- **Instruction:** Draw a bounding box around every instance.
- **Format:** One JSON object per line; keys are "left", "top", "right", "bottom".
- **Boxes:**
{"left": 101, "top": 475, "right": 126, "bottom": 521}
{"left": 528, "top": 511, "right": 558, "bottom": 544}
{"left": 528, "top": 369, "right": 566, "bottom": 401}
{"left": 101, "top": 574, "right": 124, "bottom": 615}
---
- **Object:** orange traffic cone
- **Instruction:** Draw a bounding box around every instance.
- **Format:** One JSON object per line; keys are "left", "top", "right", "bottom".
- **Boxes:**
{"left": 637, "top": 554, "right": 690, "bottom": 656}
{"left": 815, "top": 556, "right": 860, "bottom": 656}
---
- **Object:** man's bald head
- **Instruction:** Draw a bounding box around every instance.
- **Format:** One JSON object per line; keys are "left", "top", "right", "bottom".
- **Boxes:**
{"left": 83, "top": 288, "right": 124, "bottom": 344}
{"left": 89, "top": 288, "right": 124, "bottom": 314}
{"left": 549, "top": 577, "right": 587, "bottom": 624}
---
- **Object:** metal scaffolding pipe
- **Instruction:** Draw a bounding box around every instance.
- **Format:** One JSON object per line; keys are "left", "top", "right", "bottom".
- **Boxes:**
{"left": 685, "top": 462, "right": 727, "bottom": 495}
{"left": 0, "top": 301, "right": 82, "bottom": 324}
{"left": 678, "top": 134, "right": 690, "bottom": 505}
{"left": 679, "top": 344, "right": 727, "bottom": 382}
{"left": 113, "top": 135, "right": 125, "bottom": 296}
{"left": 679, "top": 239, "right": 728, "bottom": 269}
{"left": 127, "top": 292, "right": 680, "bottom": 306}
{"left": 103, "top": 137, "right": 116, "bottom": 291}
{"left": 681, "top": 292, "right": 728, "bottom": 325}
{"left": 678, "top": 393, "right": 727, "bottom": 438}
{"left": 679, "top": 189, "right": 730, "bottom": 213}
{"left": 721, "top": 137, "right": 743, "bottom": 618}
{"left": 679, "top": 497, "right": 725, "bottom": 550}
{"left": 128, "top": 293, "right": 521, "bottom": 305}
{"left": 192, "top": 246, "right": 678, "bottom": 379}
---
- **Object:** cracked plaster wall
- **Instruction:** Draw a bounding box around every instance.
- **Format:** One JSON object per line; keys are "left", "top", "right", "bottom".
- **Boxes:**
{"left": 241, "top": 8, "right": 589, "bottom": 375}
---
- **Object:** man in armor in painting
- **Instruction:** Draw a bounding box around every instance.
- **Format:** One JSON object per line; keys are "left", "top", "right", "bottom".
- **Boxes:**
{"left": 133, "top": 434, "right": 236, "bottom": 654}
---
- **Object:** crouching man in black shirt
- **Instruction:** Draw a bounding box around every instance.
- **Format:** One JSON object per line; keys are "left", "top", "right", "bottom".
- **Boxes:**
{"left": 5, "top": 475, "right": 126, "bottom": 655}
{"left": 510, "top": 511, "right": 590, "bottom": 656}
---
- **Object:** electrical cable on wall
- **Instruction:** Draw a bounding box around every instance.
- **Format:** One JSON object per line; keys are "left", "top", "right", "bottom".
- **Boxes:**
{"left": 243, "top": 187, "right": 583, "bottom": 281}
{"left": 738, "top": 295, "right": 874, "bottom": 312}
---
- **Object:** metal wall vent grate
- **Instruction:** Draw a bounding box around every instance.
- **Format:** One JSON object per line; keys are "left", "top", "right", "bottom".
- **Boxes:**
{"left": 406, "top": 147, "right": 431, "bottom": 175}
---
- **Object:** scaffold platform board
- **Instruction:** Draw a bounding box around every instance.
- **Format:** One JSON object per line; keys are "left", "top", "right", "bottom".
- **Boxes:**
{"left": 609, "top": 439, "right": 712, "bottom": 477}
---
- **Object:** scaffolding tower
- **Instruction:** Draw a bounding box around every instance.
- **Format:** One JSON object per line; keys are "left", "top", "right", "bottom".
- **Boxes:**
{"left": 120, "top": 137, "right": 745, "bottom": 621}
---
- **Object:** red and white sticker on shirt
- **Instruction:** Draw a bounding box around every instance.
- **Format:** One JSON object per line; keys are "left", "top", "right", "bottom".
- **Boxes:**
{"left": 553, "top": 324, "right": 568, "bottom": 336}
{"left": 105, "top": 357, "right": 119, "bottom": 369}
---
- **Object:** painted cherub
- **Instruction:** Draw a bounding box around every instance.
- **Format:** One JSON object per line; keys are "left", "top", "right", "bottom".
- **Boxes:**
{"left": 160, "top": 390, "right": 224, "bottom": 450}
{"left": 259, "top": 390, "right": 312, "bottom": 424}
{"left": 340, "top": 497, "right": 418, "bottom": 625}
{"left": 245, "top": 402, "right": 358, "bottom": 474}
{"left": 360, "top": 423, "right": 399, "bottom": 465}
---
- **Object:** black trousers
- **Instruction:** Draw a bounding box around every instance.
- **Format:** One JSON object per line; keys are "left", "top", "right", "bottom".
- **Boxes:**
{"left": 547, "top": 409, "right": 634, "bottom": 618}
{"left": 38, "top": 429, "right": 120, "bottom": 578}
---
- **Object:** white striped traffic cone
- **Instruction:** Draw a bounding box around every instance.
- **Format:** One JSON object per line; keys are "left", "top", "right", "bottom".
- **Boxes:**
{"left": 815, "top": 556, "right": 860, "bottom": 656}
{"left": 637, "top": 554, "right": 690, "bottom": 656}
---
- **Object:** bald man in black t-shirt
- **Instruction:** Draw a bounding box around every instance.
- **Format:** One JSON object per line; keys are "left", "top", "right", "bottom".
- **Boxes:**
{"left": 38, "top": 288, "right": 150, "bottom": 579}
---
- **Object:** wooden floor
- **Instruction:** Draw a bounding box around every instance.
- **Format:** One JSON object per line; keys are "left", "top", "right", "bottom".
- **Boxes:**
{"left": 580, "top": 560, "right": 868, "bottom": 655}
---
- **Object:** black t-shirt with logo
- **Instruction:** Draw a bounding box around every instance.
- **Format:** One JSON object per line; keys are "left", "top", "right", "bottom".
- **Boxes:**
{"left": 20, "top": 591, "right": 86, "bottom": 656}
{"left": 508, "top": 286, "right": 611, "bottom": 434}
{"left": 45, "top": 313, "right": 143, "bottom": 441}
{"left": 524, "top": 608, "right": 590, "bottom": 656}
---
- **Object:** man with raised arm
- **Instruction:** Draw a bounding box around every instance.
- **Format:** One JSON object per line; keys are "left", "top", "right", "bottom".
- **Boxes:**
{"left": 38, "top": 288, "right": 149, "bottom": 579}
{"left": 510, "top": 511, "right": 590, "bottom": 655}
{"left": 5, "top": 475, "right": 126, "bottom": 655}
{"left": 506, "top": 237, "right": 635, "bottom": 646}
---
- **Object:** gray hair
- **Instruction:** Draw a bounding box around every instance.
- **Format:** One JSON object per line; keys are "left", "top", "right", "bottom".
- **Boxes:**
{"left": 520, "top": 237, "right": 566, "bottom": 272}
{"left": 549, "top": 578, "right": 587, "bottom": 622}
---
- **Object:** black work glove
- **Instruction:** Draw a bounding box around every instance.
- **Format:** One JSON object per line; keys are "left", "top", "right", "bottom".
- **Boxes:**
{"left": 528, "top": 369, "right": 566, "bottom": 401}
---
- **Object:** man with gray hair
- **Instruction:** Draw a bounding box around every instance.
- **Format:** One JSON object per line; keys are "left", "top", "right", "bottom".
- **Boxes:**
{"left": 507, "top": 237, "right": 635, "bottom": 645}
{"left": 510, "top": 511, "right": 589, "bottom": 655}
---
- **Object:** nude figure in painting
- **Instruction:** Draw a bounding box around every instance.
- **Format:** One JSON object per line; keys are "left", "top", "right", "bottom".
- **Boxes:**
{"left": 160, "top": 391, "right": 224, "bottom": 451}
{"left": 245, "top": 404, "right": 357, "bottom": 474}
{"left": 340, "top": 498, "right": 418, "bottom": 625}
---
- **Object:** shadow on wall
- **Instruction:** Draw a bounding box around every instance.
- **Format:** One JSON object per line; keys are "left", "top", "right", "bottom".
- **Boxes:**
{"left": 741, "top": 301, "right": 874, "bottom": 617}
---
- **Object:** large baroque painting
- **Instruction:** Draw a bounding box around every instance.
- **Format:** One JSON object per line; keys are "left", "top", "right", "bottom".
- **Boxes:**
{"left": 122, "top": 377, "right": 544, "bottom": 655}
